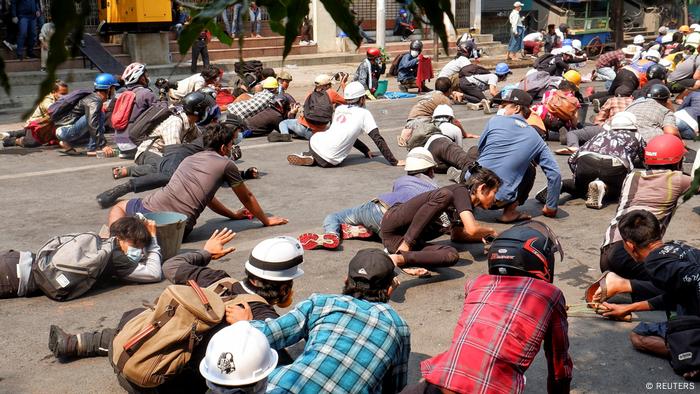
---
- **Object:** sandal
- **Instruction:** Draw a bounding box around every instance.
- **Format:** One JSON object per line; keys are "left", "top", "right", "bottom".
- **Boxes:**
{"left": 554, "top": 147, "right": 578, "bottom": 155}
{"left": 112, "top": 166, "right": 131, "bottom": 180}
{"left": 496, "top": 212, "right": 532, "bottom": 224}
{"left": 241, "top": 167, "right": 259, "bottom": 180}
{"left": 59, "top": 147, "right": 82, "bottom": 156}
{"left": 585, "top": 270, "right": 611, "bottom": 307}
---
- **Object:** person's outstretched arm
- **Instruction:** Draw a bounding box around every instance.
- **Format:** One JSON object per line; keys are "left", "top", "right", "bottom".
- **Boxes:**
{"left": 232, "top": 183, "right": 288, "bottom": 227}
{"left": 368, "top": 129, "right": 399, "bottom": 166}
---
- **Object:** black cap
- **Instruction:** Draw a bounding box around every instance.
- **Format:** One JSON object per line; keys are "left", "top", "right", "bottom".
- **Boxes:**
{"left": 347, "top": 249, "right": 397, "bottom": 289}
{"left": 492, "top": 88, "right": 533, "bottom": 107}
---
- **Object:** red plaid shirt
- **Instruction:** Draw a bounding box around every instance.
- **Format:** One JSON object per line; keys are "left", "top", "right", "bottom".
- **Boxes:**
{"left": 596, "top": 49, "right": 626, "bottom": 69}
{"left": 421, "top": 275, "right": 573, "bottom": 394}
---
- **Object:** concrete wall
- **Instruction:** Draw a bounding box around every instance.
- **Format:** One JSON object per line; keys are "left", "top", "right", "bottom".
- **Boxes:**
{"left": 124, "top": 32, "right": 171, "bottom": 65}
{"left": 312, "top": 0, "right": 338, "bottom": 53}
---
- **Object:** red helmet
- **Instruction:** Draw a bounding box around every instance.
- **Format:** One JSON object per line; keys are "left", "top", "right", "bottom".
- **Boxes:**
{"left": 644, "top": 134, "right": 687, "bottom": 165}
{"left": 366, "top": 48, "right": 381, "bottom": 58}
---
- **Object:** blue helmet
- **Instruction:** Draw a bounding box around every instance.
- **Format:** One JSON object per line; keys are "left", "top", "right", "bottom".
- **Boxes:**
{"left": 494, "top": 63, "right": 511, "bottom": 76}
{"left": 562, "top": 38, "right": 573, "bottom": 47}
{"left": 94, "top": 73, "right": 119, "bottom": 90}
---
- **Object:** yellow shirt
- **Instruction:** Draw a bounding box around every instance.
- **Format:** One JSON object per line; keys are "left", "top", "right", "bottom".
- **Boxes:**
{"left": 25, "top": 94, "right": 56, "bottom": 127}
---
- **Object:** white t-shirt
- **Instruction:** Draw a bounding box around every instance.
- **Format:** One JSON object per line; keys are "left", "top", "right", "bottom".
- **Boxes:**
{"left": 438, "top": 122, "right": 463, "bottom": 147}
{"left": 169, "top": 74, "right": 206, "bottom": 102}
{"left": 464, "top": 73, "right": 498, "bottom": 91}
{"left": 309, "top": 105, "right": 378, "bottom": 165}
{"left": 524, "top": 32, "right": 543, "bottom": 42}
{"left": 438, "top": 56, "right": 471, "bottom": 78}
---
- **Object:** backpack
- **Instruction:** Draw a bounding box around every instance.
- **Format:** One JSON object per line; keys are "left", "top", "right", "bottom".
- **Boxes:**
{"left": 398, "top": 119, "right": 442, "bottom": 150}
{"left": 110, "top": 279, "right": 266, "bottom": 388}
{"left": 533, "top": 53, "right": 556, "bottom": 71}
{"left": 666, "top": 315, "right": 700, "bottom": 376}
{"left": 47, "top": 89, "right": 92, "bottom": 123}
{"left": 545, "top": 90, "right": 579, "bottom": 124}
{"left": 126, "top": 102, "right": 174, "bottom": 146}
{"left": 458, "top": 64, "right": 490, "bottom": 78}
{"left": 303, "top": 90, "right": 333, "bottom": 125}
{"left": 519, "top": 71, "right": 558, "bottom": 98}
{"left": 30, "top": 233, "right": 114, "bottom": 301}
{"left": 234, "top": 60, "right": 263, "bottom": 83}
{"left": 111, "top": 90, "right": 137, "bottom": 131}
{"left": 389, "top": 53, "right": 408, "bottom": 77}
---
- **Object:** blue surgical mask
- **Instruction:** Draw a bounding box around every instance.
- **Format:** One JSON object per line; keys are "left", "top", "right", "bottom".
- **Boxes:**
{"left": 233, "top": 132, "right": 243, "bottom": 146}
{"left": 496, "top": 108, "right": 507, "bottom": 116}
{"left": 125, "top": 246, "right": 144, "bottom": 263}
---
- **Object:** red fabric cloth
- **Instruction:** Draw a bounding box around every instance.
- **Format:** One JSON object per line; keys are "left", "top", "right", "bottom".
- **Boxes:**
{"left": 416, "top": 54, "right": 433, "bottom": 90}
{"left": 420, "top": 274, "right": 573, "bottom": 394}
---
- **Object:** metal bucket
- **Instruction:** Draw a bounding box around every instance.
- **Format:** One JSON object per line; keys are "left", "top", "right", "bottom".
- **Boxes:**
{"left": 143, "top": 212, "right": 188, "bottom": 261}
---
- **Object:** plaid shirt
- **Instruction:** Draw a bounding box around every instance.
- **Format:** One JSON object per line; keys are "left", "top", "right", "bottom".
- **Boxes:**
{"left": 227, "top": 89, "right": 274, "bottom": 120}
{"left": 251, "top": 294, "right": 411, "bottom": 394}
{"left": 593, "top": 96, "right": 633, "bottom": 126}
{"left": 596, "top": 49, "right": 626, "bottom": 69}
{"left": 421, "top": 275, "right": 572, "bottom": 394}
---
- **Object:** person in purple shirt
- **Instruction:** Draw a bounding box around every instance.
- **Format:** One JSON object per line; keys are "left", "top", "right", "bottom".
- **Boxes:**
{"left": 470, "top": 89, "right": 561, "bottom": 223}
{"left": 298, "top": 147, "right": 438, "bottom": 251}
{"left": 112, "top": 63, "right": 158, "bottom": 160}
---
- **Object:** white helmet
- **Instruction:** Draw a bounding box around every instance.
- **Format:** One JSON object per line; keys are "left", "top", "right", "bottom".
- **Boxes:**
{"left": 608, "top": 112, "right": 638, "bottom": 131}
{"left": 199, "top": 321, "right": 278, "bottom": 387}
{"left": 343, "top": 81, "right": 366, "bottom": 100}
{"left": 122, "top": 62, "right": 147, "bottom": 86}
{"left": 645, "top": 49, "right": 661, "bottom": 62}
{"left": 405, "top": 147, "right": 437, "bottom": 172}
{"left": 560, "top": 45, "right": 575, "bottom": 56}
{"left": 432, "top": 104, "right": 454, "bottom": 119}
{"left": 658, "top": 26, "right": 668, "bottom": 35}
{"left": 691, "top": 24, "right": 700, "bottom": 32}
{"left": 245, "top": 236, "right": 304, "bottom": 281}
{"left": 314, "top": 74, "right": 332, "bottom": 85}
{"left": 571, "top": 39, "right": 582, "bottom": 51}
{"left": 633, "top": 34, "right": 645, "bottom": 45}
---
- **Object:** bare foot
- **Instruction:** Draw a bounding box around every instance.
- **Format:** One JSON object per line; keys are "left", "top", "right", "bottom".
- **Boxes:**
{"left": 592, "top": 272, "right": 630, "bottom": 303}
{"left": 401, "top": 267, "right": 431, "bottom": 277}
{"left": 497, "top": 211, "right": 532, "bottom": 223}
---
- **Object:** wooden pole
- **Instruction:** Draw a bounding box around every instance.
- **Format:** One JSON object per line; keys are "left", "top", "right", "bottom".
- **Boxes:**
{"left": 612, "top": 0, "right": 624, "bottom": 49}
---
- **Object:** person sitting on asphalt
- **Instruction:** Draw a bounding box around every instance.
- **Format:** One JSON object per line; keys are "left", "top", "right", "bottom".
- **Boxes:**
{"left": 624, "top": 84, "right": 680, "bottom": 141}
{"left": 592, "top": 45, "right": 636, "bottom": 88}
{"left": 169, "top": 65, "right": 221, "bottom": 103}
{"left": 533, "top": 46, "right": 574, "bottom": 76}
{"left": 468, "top": 89, "right": 561, "bottom": 223}
{"left": 114, "top": 91, "right": 216, "bottom": 181}
{"left": 48, "top": 233, "right": 303, "bottom": 393}
{"left": 406, "top": 220, "right": 572, "bottom": 394}
{"left": 381, "top": 164, "right": 501, "bottom": 278}
{"left": 0, "top": 79, "right": 68, "bottom": 148}
{"left": 684, "top": 23, "right": 700, "bottom": 49}
{"left": 0, "top": 216, "right": 161, "bottom": 300}
{"left": 226, "top": 248, "right": 411, "bottom": 393}
{"left": 355, "top": 47, "right": 386, "bottom": 96}
{"left": 666, "top": 46, "right": 700, "bottom": 97}
{"left": 589, "top": 49, "right": 661, "bottom": 106}
{"left": 458, "top": 62, "right": 512, "bottom": 110}
{"left": 55, "top": 73, "right": 119, "bottom": 157}
{"left": 540, "top": 113, "right": 645, "bottom": 210}
{"left": 272, "top": 73, "right": 346, "bottom": 142}
{"left": 286, "top": 81, "right": 401, "bottom": 168}
{"left": 675, "top": 89, "right": 700, "bottom": 140}
{"left": 531, "top": 79, "right": 581, "bottom": 143}
{"left": 227, "top": 77, "right": 278, "bottom": 120}
{"left": 522, "top": 29, "right": 545, "bottom": 57}
{"left": 298, "top": 147, "right": 439, "bottom": 251}
{"left": 276, "top": 70, "right": 295, "bottom": 100}
{"left": 244, "top": 95, "right": 291, "bottom": 137}
{"left": 112, "top": 63, "right": 158, "bottom": 159}
{"left": 631, "top": 64, "right": 668, "bottom": 99}
{"left": 108, "top": 123, "right": 288, "bottom": 239}
{"left": 584, "top": 210, "right": 700, "bottom": 381}
{"left": 398, "top": 40, "right": 431, "bottom": 93}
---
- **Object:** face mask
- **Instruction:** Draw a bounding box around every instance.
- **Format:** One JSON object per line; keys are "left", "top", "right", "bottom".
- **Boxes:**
{"left": 410, "top": 50, "right": 420, "bottom": 58}
{"left": 496, "top": 108, "right": 508, "bottom": 116}
{"left": 233, "top": 132, "right": 244, "bottom": 146}
{"left": 125, "top": 246, "right": 144, "bottom": 263}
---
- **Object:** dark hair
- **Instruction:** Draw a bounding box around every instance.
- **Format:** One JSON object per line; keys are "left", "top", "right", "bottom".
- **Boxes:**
{"left": 464, "top": 162, "right": 502, "bottom": 192}
{"left": 203, "top": 123, "right": 235, "bottom": 152}
{"left": 435, "top": 77, "right": 452, "bottom": 93}
{"left": 201, "top": 65, "right": 221, "bottom": 82}
{"left": 672, "top": 31, "right": 684, "bottom": 43}
{"left": 53, "top": 80, "right": 68, "bottom": 92}
{"left": 520, "top": 104, "right": 532, "bottom": 118}
{"left": 244, "top": 272, "right": 293, "bottom": 304}
{"left": 558, "top": 80, "right": 577, "bottom": 93}
{"left": 618, "top": 210, "right": 662, "bottom": 248}
{"left": 232, "top": 87, "right": 247, "bottom": 97}
{"left": 261, "top": 68, "right": 276, "bottom": 79}
{"left": 684, "top": 44, "right": 697, "bottom": 53}
{"left": 342, "top": 281, "right": 390, "bottom": 303}
{"left": 109, "top": 217, "right": 152, "bottom": 247}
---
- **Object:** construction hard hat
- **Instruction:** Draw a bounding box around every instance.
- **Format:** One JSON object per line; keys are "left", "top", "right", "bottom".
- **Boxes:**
{"left": 562, "top": 70, "right": 582, "bottom": 87}
{"left": 679, "top": 25, "right": 691, "bottom": 33}
{"left": 244, "top": 236, "right": 304, "bottom": 281}
{"left": 633, "top": 34, "right": 645, "bottom": 45}
{"left": 261, "top": 77, "right": 279, "bottom": 89}
{"left": 560, "top": 45, "right": 575, "bottom": 56}
{"left": 343, "top": 81, "right": 366, "bottom": 100}
{"left": 199, "top": 321, "right": 278, "bottom": 387}
{"left": 647, "top": 84, "right": 671, "bottom": 101}
{"left": 622, "top": 44, "right": 639, "bottom": 56}
{"left": 495, "top": 62, "right": 512, "bottom": 75}
{"left": 658, "top": 26, "right": 669, "bottom": 35}
{"left": 405, "top": 147, "right": 437, "bottom": 172}
{"left": 94, "top": 73, "right": 119, "bottom": 90}
{"left": 277, "top": 71, "right": 293, "bottom": 81}
{"left": 571, "top": 39, "right": 583, "bottom": 51}
{"left": 432, "top": 104, "right": 454, "bottom": 119}
{"left": 366, "top": 48, "right": 381, "bottom": 58}
{"left": 645, "top": 49, "right": 662, "bottom": 62}
{"left": 644, "top": 134, "right": 686, "bottom": 165}
{"left": 608, "top": 112, "right": 638, "bottom": 131}
{"left": 314, "top": 74, "right": 332, "bottom": 85}
{"left": 562, "top": 38, "right": 573, "bottom": 47}
{"left": 121, "top": 63, "right": 147, "bottom": 86}
{"left": 691, "top": 24, "right": 700, "bottom": 32}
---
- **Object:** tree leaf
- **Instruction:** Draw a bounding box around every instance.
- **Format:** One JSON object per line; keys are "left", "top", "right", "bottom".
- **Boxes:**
{"left": 0, "top": 56, "right": 9, "bottom": 95}
{"left": 179, "top": 0, "right": 239, "bottom": 55}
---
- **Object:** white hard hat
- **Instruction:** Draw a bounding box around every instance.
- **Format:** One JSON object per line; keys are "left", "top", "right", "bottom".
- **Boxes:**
{"left": 526, "top": 68, "right": 538, "bottom": 77}
{"left": 343, "top": 81, "right": 366, "bottom": 100}
{"left": 561, "top": 45, "right": 575, "bottom": 56}
{"left": 571, "top": 39, "right": 582, "bottom": 51}
{"left": 607, "top": 112, "right": 638, "bottom": 131}
{"left": 405, "top": 147, "right": 437, "bottom": 172}
{"left": 658, "top": 26, "right": 668, "bottom": 35}
{"left": 244, "top": 236, "right": 304, "bottom": 281}
{"left": 199, "top": 321, "right": 278, "bottom": 387}
{"left": 633, "top": 35, "right": 645, "bottom": 45}
{"left": 513, "top": 1, "right": 524, "bottom": 7}
{"left": 314, "top": 74, "right": 332, "bottom": 85}
{"left": 661, "top": 34, "right": 673, "bottom": 44}
{"left": 645, "top": 49, "right": 661, "bottom": 62}
{"left": 432, "top": 104, "right": 454, "bottom": 119}
{"left": 122, "top": 62, "right": 147, "bottom": 86}
{"left": 691, "top": 24, "right": 700, "bottom": 32}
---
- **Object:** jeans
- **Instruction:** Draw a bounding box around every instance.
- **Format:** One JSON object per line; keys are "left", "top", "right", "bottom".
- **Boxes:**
{"left": 131, "top": 151, "right": 163, "bottom": 178}
{"left": 279, "top": 119, "right": 313, "bottom": 139}
{"left": 322, "top": 201, "right": 383, "bottom": 235}
{"left": 56, "top": 113, "right": 104, "bottom": 151}
{"left": 16, "top": 16, "right": 37, "bottom": 58}
{"left": 567, "top": 125, "right": 604, "bottom": 149}
{"left": 250, "top": 9, "right": 261, "bottom": 35}
{"left": 677, "top": 118, "right": 698, "bottom": 140}
{"left": 596, "top": 67, "right": 616, "bottom": 82}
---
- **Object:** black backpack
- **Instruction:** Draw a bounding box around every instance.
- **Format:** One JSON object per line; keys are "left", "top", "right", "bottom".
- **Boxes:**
{"left": 303, "top": 90, "right": 333, "bottom": 125}
{"left": 458, "top": 64, "right": 490, "bottom": 78}
{"left": 234, "top": 60, "right": 263, "bottom": 83}
{"left": 127, "top": 102, "right": 176, "bottom": 146}
{"left": 389, "top": 53, "right": 408, "bottom": 77}
{"left": 48, "top": 89, "right": 92, "bottom": 123}
{"left": 534, "top": 53, "right": 556, "bottom": 71}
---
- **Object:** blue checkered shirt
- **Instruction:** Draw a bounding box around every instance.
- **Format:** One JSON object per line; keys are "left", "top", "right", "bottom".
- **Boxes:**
{"left": 250, "top": 293, "right": 411, "bottom": 394}
{"left": 227, "top": 90, "right": 274, "bottom": 120}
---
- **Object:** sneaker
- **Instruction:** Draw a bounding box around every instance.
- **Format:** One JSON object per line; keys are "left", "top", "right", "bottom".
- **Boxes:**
{"left": 3, "top": 40, "right": 15, "bottom": 52}
{"left": 398, "top": 84, "right": 408, "bottom": 93}
{"left": 287, "top": 153, "right": 314, "bottom": 166}
{"left": 481, "top": 99, "right": 492, "bottom": 114}
{"left": 49, "top": 325, "right": 75, "bottom": 359}
{"left": 585, "top": 180, "right": 607, "bottom": 209}
{"left": 341, "top": 223, "right": 373, "bottom": 240}
{"left": 592, "top": 99, "right": 601, "bottom": 113}
{"left": 299, "top": 40, "right": 309, "bottom": 46}
{"left": 446, "top": 166, "right": 462, "bottom": 183}
{"left": 298, "top": 233, "right": 340, "bottom": 250}
{"left": 96, "top": 182, "right": 132, "bottom": 209}
{"left": 267, "top": 131, "right": 292, "bottom": 142}
{"left": 466, "top": 102, "right": 482, "bottom": 111}
{"left": 0, "top": 131, "right": 9, "bottom": 141}
{"left": 535, "top": 186, "right": 548, "bottom": 204}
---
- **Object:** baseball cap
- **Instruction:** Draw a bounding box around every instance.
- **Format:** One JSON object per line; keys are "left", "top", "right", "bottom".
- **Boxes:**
{"left": 513, "top": 1, "right": 524, "bottom": 7}
{"left": 277, "top": 71, "right": 293, "bottom": 81}
{"left": 492, "top": 88, "right": 533, "bottom": 107}
{"left": 347, "top": 249, "right": 397, "bottom": 290}
{"left": 314, "top": 74, "right": 332, "bottom": 85}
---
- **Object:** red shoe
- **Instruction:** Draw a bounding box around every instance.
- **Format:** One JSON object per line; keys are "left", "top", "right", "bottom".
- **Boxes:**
{"left": 298, "top": 233, "right": 340, "bottom": 250}
{"left": 585, "top": 86, "right": 595, "bottom": 97}
{"left": 341, "top": 224, "right": 374, "bottom": 240}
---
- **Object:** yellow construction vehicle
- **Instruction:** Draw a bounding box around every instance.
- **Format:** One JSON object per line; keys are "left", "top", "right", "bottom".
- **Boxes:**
{"left": 97, "top": 0, "right": 172, "bottom": 34}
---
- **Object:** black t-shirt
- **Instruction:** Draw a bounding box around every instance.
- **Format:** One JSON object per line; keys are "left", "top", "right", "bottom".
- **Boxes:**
{"left": 645, "top": 241, "right": 700, "bottom": 316}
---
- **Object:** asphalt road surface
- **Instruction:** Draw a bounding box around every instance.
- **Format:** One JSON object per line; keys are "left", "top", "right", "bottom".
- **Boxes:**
{"left": 1, "top": 89, "right": 699, "bottom": 394}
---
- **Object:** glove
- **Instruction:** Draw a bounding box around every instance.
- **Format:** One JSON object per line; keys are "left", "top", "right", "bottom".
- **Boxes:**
{"left": 12, "top": 17, "right": 18, "bottom": 24}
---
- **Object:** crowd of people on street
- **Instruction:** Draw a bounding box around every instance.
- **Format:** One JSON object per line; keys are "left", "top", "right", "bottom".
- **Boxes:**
{"left": 3, "top": 2, "right": 700, "bottom": 392}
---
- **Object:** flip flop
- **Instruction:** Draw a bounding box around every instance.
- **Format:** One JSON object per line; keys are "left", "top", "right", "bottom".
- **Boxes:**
{"left": 585, "top": 270, "right": 611, "bottom": 307}
{"left": 554, "top": 147, "right": 578, "bottom": 155}
{"left": 59, "top": 148, "right": 82, "bottom": 156}
{"left": 341, "top": 223, "right": 374, "bottom": 240}
{"left": 112, "top": 167, "right": 130, "bottom": 180}
{"left": 496, "top": 212, "right": 532, "bottom": 224}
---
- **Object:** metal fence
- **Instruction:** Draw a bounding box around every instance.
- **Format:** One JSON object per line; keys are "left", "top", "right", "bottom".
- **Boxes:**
{"left": 352, "top": 0, "right": 405, "bottom": 22}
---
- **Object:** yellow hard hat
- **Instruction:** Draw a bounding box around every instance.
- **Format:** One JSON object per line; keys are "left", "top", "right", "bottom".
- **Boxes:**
{"left": 563, "top": 70, "right": 581, "bottom": 87}
{"left": 261, "top": 77, "right": 279, "bottom": 89}
{"left": 679, "top": 25, "right": 690, "bottom": 33}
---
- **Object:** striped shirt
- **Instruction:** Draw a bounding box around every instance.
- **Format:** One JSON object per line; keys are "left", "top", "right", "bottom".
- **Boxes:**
{"left": 251, "top": 294, "right": 411, "bottom": 394}
{"left": 602, "top": 170, "right": 691, "bottom": 247}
